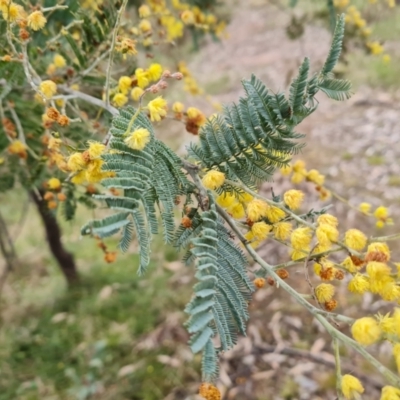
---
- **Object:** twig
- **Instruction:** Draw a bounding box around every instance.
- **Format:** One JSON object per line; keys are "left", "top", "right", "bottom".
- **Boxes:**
{"left": 104, "top": 0, "right": 129, "bottom": 108}
{"left": 46, "top": 20, "right": 84, "bottom": 47}
{"left": 60, "top": 86, "right": 118, "bottom": 116}
{"left": 333, "top": 338, "right": 344, "bottom": 400}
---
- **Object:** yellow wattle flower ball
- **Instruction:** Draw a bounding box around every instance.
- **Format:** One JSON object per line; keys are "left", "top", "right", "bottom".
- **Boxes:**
{"left": 88, "top": 141, "right": 105, "bottom": 159}
{"left": 317, "top": 214, "right": 338, "bottom": 227}
{"left": 47, "top": 177, "right": 61, "bottom": 190}
{"left": 344, "top": 229, "right": 367, "bottom": 251}
{"left": 348, "top": 274, "right": 370, "bottom": 294}
{"left": 306, "top": 169, "right": 325, "bottom": 185}
{"left": 273, "top": 221, "right": 292, "bottom": 241}
{"left": 148, "top": 96, "right": 168, "bottom": 122}
{"left": 380, "top": 386, "right": 400, "bottom": 400}
{"left": 139, "top": 19, "right": 152, "bottom": 33}
{"left": 118, "top": 76, "right": 132, "bottom": 94}
{"left": 147, "top": 63, "right": 163, "bottom": 81}
{"left": 351, "top": 317, "right": 381, "bottom": 346}
{"left": 39, "top": 80, "right": 57, "bottom": 99}
{"left": 131, "top": 86, "right": 144, "bottom": 101}
{"left": 71, "top": 170, "right": 86, "bottom": 185}
{"left": 228, "top": 202, "right": 245, "bottom": 219}
{"left": 181, "top": 10, "right": 195, "bottom": 25}
{"left": 265, "top": 205, "right": 286, "bottom": 223}
{"left": 124, "top": 128, "right": 151, "bottom": 151}
{"left": 359, "top": 202, "right": 371, "bottom": 214}
{"left": 138, "top": 4, "right": 151, "bottom": 18}
{"left": 246, "top": 199, "right": 268, "bottom": 222}
{"left": 314, "top": 283, "right": 335, "bottom": 303}
{"left": 366, "top": 261, "right": 391, "bottom": 280}
{"left": 135, "top": 68, "right": 149, "bottom": 89}
{"left": 251, "top": 221, "right": 271, "bottom": 240}
{"left": 112, "top": 93, "right": 128, "bottom": 108}
{"left": 53, "top": 54, "right": 66, "bottom": 68}
{"left": 341, "top": 374, "right": 364, "bottom": 400}
{"left": 316, "top": 224, "right": 338, "bottom": 245}
{"left": 172, "top": 101, "right": 185, "bottom": 113}
{"left": 2, "top": 3, "right": 22, "bottom": 22}
{"left": 290, "top": 227, "right": 312, "bottom": 250}
{"left": 283, "top": 189, "right": 304, "bottom": 210}
{"left": 202, "top": 170, "right": 225, "bottom": 190}
{"left": 216, "top": 192, "right": 236, "bottom": 208}
{"left": 67, "top": 152, "right": 86, "bottom": 172}
{"left": 27, "top": 10, "right": 47, "bottom": 31}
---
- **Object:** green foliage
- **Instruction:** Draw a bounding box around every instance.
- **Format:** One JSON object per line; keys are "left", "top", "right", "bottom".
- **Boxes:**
{"left": 321, "top": 14, "right": 345, "bottom": 76}
{"left": 82, "top": 107, "right": 193, "bottom": 274}
{"left": 83, "top": 16, "right": 351, "bottom": 382}
{"left": 176, "top": 198, "right": 253, "bottom": 381}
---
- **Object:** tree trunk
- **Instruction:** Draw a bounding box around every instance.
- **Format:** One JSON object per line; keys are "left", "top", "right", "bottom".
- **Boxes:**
{"left": 30, "top": 190, "right": 79, "bottom": 286}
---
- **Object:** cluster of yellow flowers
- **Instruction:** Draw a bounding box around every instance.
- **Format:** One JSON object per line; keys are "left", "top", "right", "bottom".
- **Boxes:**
{"left": 346, "top": 310, "right": 400, "bottom": 399}
{"left": 0, "top": 1, "right": 46, "bottom": 30}
{"left": 359, "top": 202, "right": 393, "bottom": 228}
{"left": 281, "top": 159, "right": 330, "bottom": 200}
{"left": 67, "top": 141, "right": 114, "bottom": 185}
{"left": 334, "top": 0, "right": 393, "bottom": 63}
{"left": 282, "top": 160, "right": 394, "bottom": 229}
{"left": 111, "top": 63, "right": 163, "bottom": 108}
{"left": 7, "top": 140, "right": 27, "bottom": 160}
{"left": 43, "top": 178, "right": 67, "bottom": 210}
{"left": 341, "top": 371, "right": 400, "bottom": 400}
{"left": 134, "top": 0, "right": 225, "bottom": 46}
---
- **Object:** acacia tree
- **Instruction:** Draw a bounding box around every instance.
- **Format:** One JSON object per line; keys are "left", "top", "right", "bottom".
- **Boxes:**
{"left": 1, "top": 1, "right": 400, "bottom": 399}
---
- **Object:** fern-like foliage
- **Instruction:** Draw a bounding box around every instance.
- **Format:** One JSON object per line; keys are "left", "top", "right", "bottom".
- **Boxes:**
{"left": 81, "top": 106, "right": 193, "bottom": 274}
{"left": 83, "top": 15, "right": 350, "bottom": 383}
{"left": 176, "top": 198, "right": 254, "bottom": 382}
{"left": 187, "top": 15, "right": 350, "bottom": 191}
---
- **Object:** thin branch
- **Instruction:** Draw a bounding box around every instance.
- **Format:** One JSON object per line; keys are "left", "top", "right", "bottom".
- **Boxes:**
{"left": 333, "top": 338, "right": 344, "bottom": 400}
{"left": 104, "top": 0, "right": 129, "bottom": 108}
{"left": 59, "top": 86, "right": 118, "bottom": 116}
{"left": 215, "top": 202, "right": 400, "bottom": 387}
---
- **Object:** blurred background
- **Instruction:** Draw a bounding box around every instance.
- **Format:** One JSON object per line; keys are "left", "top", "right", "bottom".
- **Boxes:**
{"left": 1, "top": 0, "right": 400, "bottom": 399}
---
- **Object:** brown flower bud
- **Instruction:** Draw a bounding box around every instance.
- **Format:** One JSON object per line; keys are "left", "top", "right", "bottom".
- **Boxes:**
{"left": 320, "top": 267, "right": 335, "bottom": 281}
{"left": 276, "top": 269, "right": 289, "bottom": 280}
{"left": 324, "top": 299, "right": 338, "bottom": 311}
{"left": 172, "top": 72, "right": 183, "bottom": 80}
{"left": 43, "top": 191, "right": 54, "bottom": 201}
{"left": 181, "top": 215, "right": 192, "bottom": 228}
{"left": 365, "top": 251, "right": 389, "bottom": 263}
{"left": 267, "top": 277, "right": 275, "bottom": 286}
{"left": 253, "top": 277, "right": 265, "bottom": 289}
{"left": 334, "top": 269, "right": 345, "bottom": 280}
{"left": 57, "top": 192, "right": 67, "bottom": 201}
{"left": 162, "top": 70, "right": 171, "bottom": 78}
{"left": 46, "top": 107, "right": 60, "bottom": 121}
{"left": 82, "top": 150, "right": 91, "bottom": 163}
{"left": 104, "top": 251, "right": 117, "bottom": 263}
{"left": 57, "top": 115, "right": 70, "bottom": 127}
{"left": 19, "top": 29, "right": 30, "bottom": 41}
{"left": 150, "top": 85, "right": 159, "bottom": 94}
{"left": 47, "top": 200, "right": 57, "bottom": 209}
